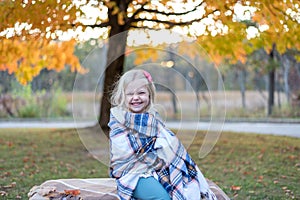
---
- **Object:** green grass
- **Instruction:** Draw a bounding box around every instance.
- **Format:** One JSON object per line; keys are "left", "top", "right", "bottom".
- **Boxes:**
{"left": 0, "top": 128, "right": 299, "bottom": 199}
{"left": 191, "top": 131, "right": 300, "bottom": 200}
{"left": 0, "top": 128, "right": 108, "bottom": 199}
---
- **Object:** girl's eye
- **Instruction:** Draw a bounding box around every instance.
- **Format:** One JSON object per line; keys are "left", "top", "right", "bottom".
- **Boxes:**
{"left": 138, "top": 91, "right": 146, "bottom": 95}
{"left": 126, "top": 93, "right": 133, "bottom": 96}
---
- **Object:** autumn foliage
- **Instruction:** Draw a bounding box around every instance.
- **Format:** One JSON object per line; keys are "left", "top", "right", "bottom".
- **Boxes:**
{"left": 0, "top": 39, "right": 86, "bottom": 85}
{"left": 1, "top": 0, "right": 299, "bottom": 83}
{"left": 0, "top": 0, "right": 83, "bottom": 85}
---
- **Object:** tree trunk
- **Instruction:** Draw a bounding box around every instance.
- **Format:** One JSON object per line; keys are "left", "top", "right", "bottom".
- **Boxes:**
{"left": 98, "top": 12, "right": 129, "bottom": 136}
{"left": 267, "top": 43, "right": 276, "bottom": 116}
{"left": 168, "top": 47, "right": 177, "bottom": 117}
{"left": 267, "top": 69, "right": 275, "bottom": 115}
{"left": 282, "top": 54, "right": 290, "bottom": 103}
{"left": 238, "top": 68, "right": 246, "bottom": 108}
{"left": 98, "top": 54, "right": 125, "bottom": 135}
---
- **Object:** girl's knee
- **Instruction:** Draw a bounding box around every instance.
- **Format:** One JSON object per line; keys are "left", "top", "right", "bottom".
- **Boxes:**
{"left": 133, "top": 177, "right": 171, "bottom": 200}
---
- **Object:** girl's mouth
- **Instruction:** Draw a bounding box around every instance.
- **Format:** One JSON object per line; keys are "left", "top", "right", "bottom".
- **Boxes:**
{"left": 131, "top": 102, "right": 142, "bottom": 106}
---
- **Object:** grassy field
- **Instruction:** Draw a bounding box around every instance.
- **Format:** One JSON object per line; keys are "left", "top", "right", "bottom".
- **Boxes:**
{"left": 0, "top": 128, "right": 299, "bottom": 199}
{"left": 71, "top": 90, "right": 299, "bottom": 121}
{"left": 2, "top": 90, "right": 298, "bottom": 120}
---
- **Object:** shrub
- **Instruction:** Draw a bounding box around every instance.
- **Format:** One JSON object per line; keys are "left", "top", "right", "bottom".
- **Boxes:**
{"left": 12, "top": 84, "right": 40, "bottom": 118}
{"left": 48, "top": 87, "right": 70, "bottom": 117}
{"left": 8, "top": 83, "right": 70, "bottom": 118}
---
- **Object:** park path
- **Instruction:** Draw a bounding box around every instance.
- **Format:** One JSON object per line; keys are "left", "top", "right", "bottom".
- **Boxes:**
{"left": 166, "top": 121, "right": 300, "bottom": 138}
{"left": 0, "top": 120, "right": 299, "bottom": 138}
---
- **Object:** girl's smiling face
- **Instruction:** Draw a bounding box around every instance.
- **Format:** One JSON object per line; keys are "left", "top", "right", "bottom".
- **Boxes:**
{"left": 125, "top": 83, "right": 150, "bottom": 113}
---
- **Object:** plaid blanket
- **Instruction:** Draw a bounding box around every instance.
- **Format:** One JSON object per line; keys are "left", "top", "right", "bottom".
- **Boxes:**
{"left": 108, "top": 107, "right": 217, "bottom": 200}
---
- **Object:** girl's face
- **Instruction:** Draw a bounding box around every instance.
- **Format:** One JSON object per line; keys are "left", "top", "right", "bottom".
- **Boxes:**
{"left": 125, "top": 83, "right": 150, "bottom": 113}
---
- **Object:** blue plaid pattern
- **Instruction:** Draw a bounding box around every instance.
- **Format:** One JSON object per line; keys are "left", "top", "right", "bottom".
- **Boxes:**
{"left": 108, "top": 109, "right": 217, "bottom": 200}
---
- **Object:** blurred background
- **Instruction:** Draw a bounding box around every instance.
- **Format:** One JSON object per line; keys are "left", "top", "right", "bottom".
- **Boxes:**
{"left": 1, "top": 39, "right": 299, "bottom": 121}
{"left": 0, "top": 1, "right": 299, "bottom": 122}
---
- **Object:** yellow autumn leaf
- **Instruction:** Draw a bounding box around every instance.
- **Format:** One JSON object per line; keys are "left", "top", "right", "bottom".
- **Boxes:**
{"left": 112, "top": 6, "right": 119, "bottom": 15}
{"left": 118, "top": 13, "right": 125, "bottom": 25}
{"left": 106, "top": 1, "right": 116, "bottom": 9}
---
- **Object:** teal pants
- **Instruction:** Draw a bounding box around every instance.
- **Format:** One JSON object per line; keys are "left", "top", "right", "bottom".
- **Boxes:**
{"left": 133, "top": 177, "right": 171, "bottom": 200}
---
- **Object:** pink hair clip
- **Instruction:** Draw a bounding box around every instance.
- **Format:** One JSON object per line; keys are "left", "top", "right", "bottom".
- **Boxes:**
{"left": 143, "top": 71, "right": 153, "bottom": 82}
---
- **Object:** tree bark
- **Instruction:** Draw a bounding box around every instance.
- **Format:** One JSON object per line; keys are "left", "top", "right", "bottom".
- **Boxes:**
{"left": 98, "top": 51, "right": 125, "bottom": 135}
{"left": 267, "top": 69, "right": 275, "bottom": 115}
{"left": 282, "top": 54, "right": 291, "bottom": 103}
{"left": 238, "top": 68, "right": 246, "bottom": 108}
{"left": 267, "top": 43, "right": 276, "bottom": 116}
{"left": 98, "top": 6, "right": 129, "bottom": 136}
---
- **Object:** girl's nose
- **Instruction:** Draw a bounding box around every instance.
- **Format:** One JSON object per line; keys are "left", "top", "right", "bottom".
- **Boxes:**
{"left": 132, "top": 93, "right": 139, "bottom": 99}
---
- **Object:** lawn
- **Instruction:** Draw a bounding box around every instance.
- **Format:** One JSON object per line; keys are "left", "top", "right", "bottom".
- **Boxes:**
{"left": 0, "top": 128, "right": 299, "bottom": 199}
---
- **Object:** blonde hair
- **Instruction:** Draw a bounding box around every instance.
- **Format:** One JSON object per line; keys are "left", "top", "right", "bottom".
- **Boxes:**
{"left": 110, "top": 69, "right": 156, "bottom": 111}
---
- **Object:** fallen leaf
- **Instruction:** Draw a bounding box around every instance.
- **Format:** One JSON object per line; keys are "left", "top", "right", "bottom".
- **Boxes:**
{"left": 7, "top": 141, "right": 13, "bottom": 147}
{"left": 257, "top": 153, "right": 264, "bottom": 159}
{"left": 0, "top": 191, "right": 8, "bottom": 196}
{"left": 288, "top": 155, "right": 296, "bottom": 160}
{"left": 3, "top": 182, "right": 16, "bottom": 189}
{"left": 243, "top": 171, "right": 251, "bottom": 175}
{"left": 64, "top": 189, "right": 80, "bottom": 196}
{"left": 231, "top": 185, "right": 241, "bottom": 191}
{"left": 3, "top": 171, "right": 11, "bottom": 177}
{"left": 257, "top": 175, "right": 264, "bottom": 182}
{"left": 23, "top": 157, "right": 29, "bottom": 163}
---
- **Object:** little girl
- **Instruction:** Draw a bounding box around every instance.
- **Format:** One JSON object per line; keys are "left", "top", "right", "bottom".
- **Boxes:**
{"left": 108, "top": 69, "right": 217, "bottom": 200}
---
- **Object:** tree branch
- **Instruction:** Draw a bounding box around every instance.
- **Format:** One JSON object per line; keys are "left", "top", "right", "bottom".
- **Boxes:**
{"left": 131, "top": 8, "right": 219, "bottom": 28}
{"left": 127, "top": 1, "right": 150, "bottom": 24}
{"left": 129, "top": 25, "right": 161, "bottom": 31}
{"left": 79, "top": 21, "right": 110, "bottom": 28}
{"left": 270, "top": 3, "right": 298, "bottom": 22}
{"left": 141, "top": 1, "right": 205, "bottom": 17}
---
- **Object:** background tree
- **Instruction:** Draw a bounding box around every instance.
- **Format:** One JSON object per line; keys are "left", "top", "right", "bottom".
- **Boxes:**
{"left": 1, "top": 0, "right": 222, "bottom": 132}
{"left": 199, "top": 1, "right": 300, "bottom": 115}
{"left": 247, "top": 0, "right": 300, "bottom": 115}
{"left": 1, "top": 0, "right": 300, "bottom": 132}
